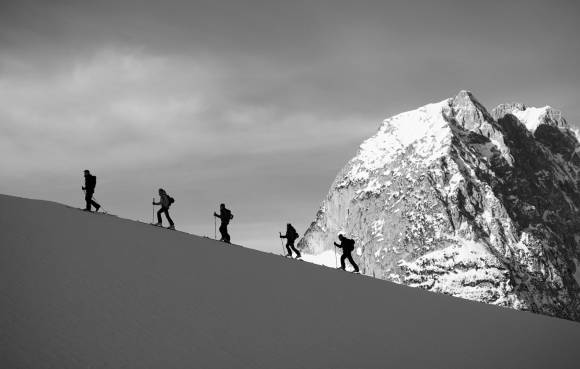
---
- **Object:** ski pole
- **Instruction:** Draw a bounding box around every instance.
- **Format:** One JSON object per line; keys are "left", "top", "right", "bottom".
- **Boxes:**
{"left": 152, "top": 197, "right": 155, "bottom": 223}
{"left": 279, "top": 233, "right": 285, "bottom": 255}
{"left": 214, "top": 216, "right": 217, "bottom": 240}
{"left": 334, "top": 245, "right": 337, "bottom": 268}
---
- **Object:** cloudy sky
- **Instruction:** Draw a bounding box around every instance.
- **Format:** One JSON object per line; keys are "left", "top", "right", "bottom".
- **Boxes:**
{"left": 1, "top": 0, "right": 579, "bottom": 252}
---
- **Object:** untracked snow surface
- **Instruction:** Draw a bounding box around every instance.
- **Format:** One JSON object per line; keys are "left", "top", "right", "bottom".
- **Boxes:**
{"left": 1, "top": 194, "right": 580, "bottom": 369}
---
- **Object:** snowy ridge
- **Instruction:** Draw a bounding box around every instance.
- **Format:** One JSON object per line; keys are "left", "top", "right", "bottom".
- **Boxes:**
{"left": 343, "top": 100, "right": 452, "bottom": 184}
{"left": 2, "top": 193, "right": 580, "bottom": 368}
{"left": 514, "top": 106, "right": 551, "bottom": 132}
{"left": 492, "top": 102, "right": 567, "bottom": 133}
{"left": 299, "top": 90, "right": 580, "bottom": 321}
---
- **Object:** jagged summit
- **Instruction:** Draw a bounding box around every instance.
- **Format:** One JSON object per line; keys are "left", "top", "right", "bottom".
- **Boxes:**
{"left": 344, "top": 90, "right": 511, "bottom": 189}
{"left": 377, "top": 89, "right": 491, "bottom": 136}
{"left": 299, "top": 91, "right": 580, "bottom": 321}
{"left": 492, "top": 102, "right": 568, "bottom": 132}
{"left": 447, "top": 90, "right": 495, "bottom": 131}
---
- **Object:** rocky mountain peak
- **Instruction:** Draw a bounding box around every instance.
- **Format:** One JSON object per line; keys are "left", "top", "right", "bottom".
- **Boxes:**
{"left": 492, "top": 103, "right": 568, "bottom": 133}
{"left": 444, "top": 90, "right": 495, "bottom": 132}
{"left": 299, "top": 91, "right": 580, "bottom": 321}
{"left": 492, "top": 102, "right": 527, "bottom": 119}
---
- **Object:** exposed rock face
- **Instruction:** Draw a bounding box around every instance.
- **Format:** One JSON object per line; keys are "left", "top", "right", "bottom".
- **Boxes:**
{"left": 299, "top": 90, "right": 580, "bottom": 321}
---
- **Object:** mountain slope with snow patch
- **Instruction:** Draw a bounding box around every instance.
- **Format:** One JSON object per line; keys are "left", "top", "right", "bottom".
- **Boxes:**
{"left": 299, "top": 91, "right": 580, "bottom": 321}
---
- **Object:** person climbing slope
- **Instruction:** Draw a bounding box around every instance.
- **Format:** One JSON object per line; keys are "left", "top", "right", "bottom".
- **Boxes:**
{"left": 214, "top": 203, "right": 233, "bottom": 243}
{"left": 280, "top": 223, "right": 301, "bottom": 258}
{"left": 334, "top": 234, "right": 359, "bottom": 273}
{"left": 152, "top": 188, "right": 175, "bottom": 230}
{"left": 82, "top": 169, "right": 101, "bottom": 212}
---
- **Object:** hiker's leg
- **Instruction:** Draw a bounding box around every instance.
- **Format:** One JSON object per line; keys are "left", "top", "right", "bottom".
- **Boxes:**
{"left": 84, "top": 191, "right": 93, "bottom": 210}
{"left": 340, "top": 254, "right": 347, "bottom": 269}
{"left": 289, "top": 241, "right": 300, "bottom": 257}
{"left": 90, "top": 198, "right": 100, "bottom": 210}
{"left": 224, "top": 225, "right": 230, "bottom": 243}
{"left": 163, "top": 208, "right": 174, "bottom": 226}
{"left": 347, "top": 254, "right": 359, "bottom": 272}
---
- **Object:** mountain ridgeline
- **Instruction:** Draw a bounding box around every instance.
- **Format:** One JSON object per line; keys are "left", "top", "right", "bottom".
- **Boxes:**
{"left": 298, "top": 91, "right": 580, "bottom": 321}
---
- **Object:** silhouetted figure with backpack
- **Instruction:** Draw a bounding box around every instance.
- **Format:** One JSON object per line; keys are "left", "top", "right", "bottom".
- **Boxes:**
{"left": 214, "top": 203, "right": 233, "bottom": 243}
{"left": 334, "top": 234, "right": 359, "bottom": 273}
{"left": 280, "top": 223, "right": 301, "bottom": 258}
{"left": 82, "top": 169, "right": 100, "bottom": 212}
{"left": 152, "top": 188, "right": 175, "bottom": 230}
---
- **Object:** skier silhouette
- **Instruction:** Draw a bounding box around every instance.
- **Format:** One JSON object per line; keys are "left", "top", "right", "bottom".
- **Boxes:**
{"left": 82, "top": 169, "right": 100, "bottom": 212}
{"left": 334, "top": 234, "right": 359, "bottom": 272}
{"left": 152, "top": 188, "right": 175, "bottom": 230}
{"left": 280, "top": 223, "right": 301, "bottom": 258}
{"left": 213, "top": 203, "right": 233, "bottom": 243}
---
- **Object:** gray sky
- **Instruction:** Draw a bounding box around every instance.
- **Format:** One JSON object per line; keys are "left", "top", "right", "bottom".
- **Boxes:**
{"left": 1, "top": 0, "right": 579, "bottom": 252}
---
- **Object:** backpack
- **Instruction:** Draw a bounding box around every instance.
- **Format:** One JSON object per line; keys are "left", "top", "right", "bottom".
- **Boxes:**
{"left": 169, "top": 196, "right": 175, "bottom": 205}
{"left": 344, "top": 238, "right": 355, "bottom": 252}
{"left": 288, "top": 226, "right": 299, "bottom": 240}
{"left": 224, "top": 209, "right": 233, "bottom": 222}
{"left": 87, "top": 175, "right": 97, "bottom": 190}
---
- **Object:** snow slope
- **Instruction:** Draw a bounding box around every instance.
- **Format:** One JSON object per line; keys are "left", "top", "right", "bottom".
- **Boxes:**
{"left": 1, "top": 193, "right": 580, "bottom": 369}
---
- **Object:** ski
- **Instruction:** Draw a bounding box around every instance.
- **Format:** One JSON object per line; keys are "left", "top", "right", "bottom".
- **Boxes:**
{"left": 80, "top": 208, "right": 110, "bottom": 215}
{"left": 336, "top": 267, "right": 360, "bottom": 274}
{"left": 283, "top": 255, "right": 303, "bottom": 260}
{"left": 149, "top": 223, "right": 176, "bottom": 231}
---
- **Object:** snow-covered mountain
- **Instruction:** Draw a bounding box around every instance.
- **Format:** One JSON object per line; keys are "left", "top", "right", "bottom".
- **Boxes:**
{"left": 298, "top": 90, "right": 580, "bottom": 321}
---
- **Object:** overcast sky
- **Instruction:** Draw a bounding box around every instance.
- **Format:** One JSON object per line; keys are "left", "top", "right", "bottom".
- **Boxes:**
{"left": 1, "top": 0, "right": 579, "bottom": 252}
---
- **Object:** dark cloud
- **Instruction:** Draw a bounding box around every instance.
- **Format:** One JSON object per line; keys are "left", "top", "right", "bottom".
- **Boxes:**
{"left": 1, "top": 0, "right": 579, "bottom": 251}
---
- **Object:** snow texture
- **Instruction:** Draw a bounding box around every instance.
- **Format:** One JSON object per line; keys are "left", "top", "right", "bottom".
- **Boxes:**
{"left": 299, "top": 90, "right": 580, "bottom": 321}
{"left": 2, "top": 194, "right": 580, "bottom": 368}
